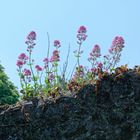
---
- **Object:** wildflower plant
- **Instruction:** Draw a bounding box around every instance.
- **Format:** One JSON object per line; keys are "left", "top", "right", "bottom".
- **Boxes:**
{"left": 103, "top": 36, "right": 125, "bottom": 72}
{"left": 17, "top": 26, "right": 125, "bottom": 100}
{"left": 50, "top": 40, "right": 61, "bottom": 84}
{"left": 71, "top": 26, "right": 88, "bottom": 85}
{"left": 75, "top": 26, "right": 87, "bottom": 67}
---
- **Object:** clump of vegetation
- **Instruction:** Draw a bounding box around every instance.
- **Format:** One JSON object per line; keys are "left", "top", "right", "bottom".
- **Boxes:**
{"left": 16, "top": 26, "right": 125, "bottom": 100}
{"left": 0, "top": 64, "right": 19, "bottom": 105}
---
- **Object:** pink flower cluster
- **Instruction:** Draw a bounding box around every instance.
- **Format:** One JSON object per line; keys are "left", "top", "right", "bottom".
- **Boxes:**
{"left": 112, "top": 36, "right": 124, "bottom": 47}
{"left": 54, "top": 40, "right": 61, "bottom": 48}
{"left": 77, "top": 26, "right": 87, "bottom": 42}
{"left": 87, "top": 44, "right": 104, "bottom": 75}
{"left": 16, "top": 53, "right": 28, "bottom": 68}
{"left": 91, "top": 68, "right": 97, "bottom": 73}
{"left": 43, "top": 58, "right": 49, "bottom": 68}
{"left": 78, "top": 26, "right": 87, "bottom": 33}
{"left": 35, "top": 65, "right": 42, "bottom": 71}
{"left": 26, "top": 31, "right": 36, "bottom": 41}
{"left": 25, "top": 31, "right": 36, "bottom": 53}
{"left": 88, "top": 44, "right": 101, "bottom": 64}
{"left": 109, "top": 36, "right": 124, "bottom": 54}
{"left": 73, "top": 65, "right": 85, "bottom": 79}
{"left": 90, "top": 62, "right": 103, "bottom": 73}
{"left": 97, "top": 62, "right": 103, "bottom": 68}
{"left": 90, "top": 44, "right": 101, "bottom": 58}
{"left": 50, "top": 50, "right": 60, "bottom": 62}
{"left": 23, "top": 68, "right": 31, "bottom": 76}
{"left": 102, "top": 36, "right": 125, "bottom": 72}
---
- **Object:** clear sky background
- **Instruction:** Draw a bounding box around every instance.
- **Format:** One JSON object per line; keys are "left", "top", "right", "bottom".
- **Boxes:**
{"left": 0, "top": 0, "right": 140, "bottom": 89}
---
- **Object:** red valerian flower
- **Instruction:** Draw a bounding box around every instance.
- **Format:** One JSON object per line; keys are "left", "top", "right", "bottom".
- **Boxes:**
{"left": 54, "top": 40, "right": 61, "bottom": 48}
{"left": 50, "top": 50, "right": 60, "bottom": 62}
{"left": 25, "top": 31, "right": 36, "bottom": 53}
{"left": 18, "top": 53, "right": 28, "bottom": 60}
{"left": 78, "top": 26, "right": 87, "bottom": 33}
{"left": 16, "top": 53, "right": 28, "bottom": 68}
{"left": 88, "top": 44, "right": 101, "bottom": 62}
{"left": 43, "top": 57, "right": 49, "bottom": 68}
{"left": 91, "top": 68, "right": 97, "bottom": 73}
{"left": 77, "top": 26, "right": 87, "bottom": 42}
{"left": 16, "top": 60, "right": 24, "bottom": 67}
{"left": 97, "top": 62, "right": 103, "bottom": 68}
{"left": 112, "top": 36, "right": 124, "bottom": 47}
{"left": 35, "top": 65, "right": 42, "bottom": 71}
{"left": 26, "top": 31, "right": 36, "bottom": 41}
{"left": 23, "top": 68, "right": 31, "bottom": 76}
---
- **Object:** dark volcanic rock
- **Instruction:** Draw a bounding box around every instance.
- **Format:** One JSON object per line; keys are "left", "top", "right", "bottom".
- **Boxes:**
{"left": 1, "top": 69, "right": 140, "bottom": 140}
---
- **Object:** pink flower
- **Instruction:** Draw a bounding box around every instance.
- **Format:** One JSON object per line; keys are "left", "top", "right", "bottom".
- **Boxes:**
{"left": 97, "top": 62, "right": 103, "bottom": 68}
{"left": 89, "top": 44, "right": 101, "bottom": 58}
{"left": 43, "top": 58, "right": 49, "bottom": 63}
{"left": 16, "top": 60, "right": 24, "bottom": 67}
{"left": 43, "top": 57, "right": 49, "bottom": 68}
{"left": 26, "top": 31, "right": 36, "bottom": 41}
{"left": 92, "top": 44, "right": 100, "bottom": 53}
{"left": 54, "top": 40, "right": 61, "bottom": 48}
{"left": 17, "top": 53, "right": 28, "bottom": 67}
{"left": 50, "top": 55, "right": 60, "bottom": 62}
{"left": 78, "top": 26, "right": 87, "bottom": 33}
{"left": 109, "top": 36, "right": 125, "bottom": 54}
{"left": 77, "top": 26, "right": 87, "bottom": 42}
{"left": 53, "top": 50, "right": 59, "bottom": 56}
{"left": 48, "top": 73, "right": 54, "bottom": 81}
{"left": 112, "top": 36, "right": 124, "bottom": 47}
{"left": 25, "top": 31, "right": 36, "bottom": 53}
{"left": 79, "top": 65, "right": 84, "bottom": 69}
{"left": 23, "top": 69, "right": 31, "bottom": 76}
{"left": 18, "top": 53, "right": 28, "bottom": 60}
{"left": 109, "top": 47, "right": 113, "bottom": 54}
{"left": 35, "top": 65, "right": 42, "bottom": 71}
{"left": 91, "top": 68, "right": 97, "bottom": 73}
{"left": 73, "top": 65, "right": 85, "bottom": 79}
{"left": 50, "top": 50, "right": 60, "bottom": 62}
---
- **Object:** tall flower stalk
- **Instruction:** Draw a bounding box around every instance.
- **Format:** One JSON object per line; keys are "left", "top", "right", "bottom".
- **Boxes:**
{"left": 73, "top": 26, "right": 87, "bottom": 80}
{"left": 45, "top": 32, "right": 50, "bottom": 80}
{"left": 76, "top": 26, "right": 87, "bottom": 67}
{"left": 50, "top": 40, "right": 61, "bottom": 85}
{"left": 103, "top": 36, "right": 125, "bottom": 72}
{"left": 88, "top": 44, "right": 101, "bottom": 68}
{"left": 25, "top": 31, "right": 38, "bottom": 94}
{"left": 16, "top": 53, "right": 29, "bottom": 93}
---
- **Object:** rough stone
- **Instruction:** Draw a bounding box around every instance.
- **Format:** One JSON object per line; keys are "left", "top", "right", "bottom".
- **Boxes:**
{"left": 0, "top": 69, "right": 140, "bottom": 140}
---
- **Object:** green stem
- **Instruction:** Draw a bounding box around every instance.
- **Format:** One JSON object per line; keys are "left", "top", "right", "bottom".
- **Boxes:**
{"left": 19, "top": 68, "right": 24, "bottom": 91}
{"left": 29, "top": 52, "right": 37, "bottom": 94}
{"left": 109, "top": 52, "right": 120, "bottom": 72}
{"left": 77, "top": 43, "right": 82, "bottom": 68}
{"left": 70, "top": 62, "right": 77, "bottom": 80}
{"left": 39, "top": 69, "right": 44, "bottom": 85}
{"left": 47, "top": 32, "right": 50, "bottom": 78}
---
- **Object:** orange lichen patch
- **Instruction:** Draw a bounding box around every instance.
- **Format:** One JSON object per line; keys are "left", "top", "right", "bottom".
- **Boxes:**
{"left": 114, "top": 65, "right": 128, "bottom": 76}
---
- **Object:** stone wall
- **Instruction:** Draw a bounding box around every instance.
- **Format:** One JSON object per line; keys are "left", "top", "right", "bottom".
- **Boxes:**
{"left": 0, "top": 69, "right": 140, "bottom": 140}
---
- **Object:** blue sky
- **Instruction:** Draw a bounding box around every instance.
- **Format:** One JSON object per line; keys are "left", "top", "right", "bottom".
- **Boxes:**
{"left": 0, "top": 0, "right": 140, "bottom": 89}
